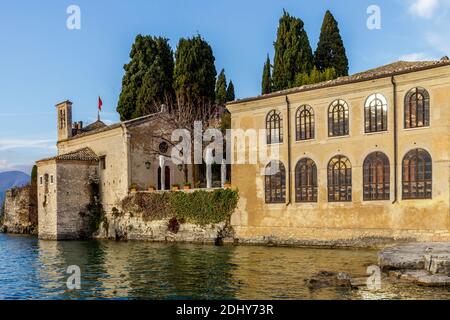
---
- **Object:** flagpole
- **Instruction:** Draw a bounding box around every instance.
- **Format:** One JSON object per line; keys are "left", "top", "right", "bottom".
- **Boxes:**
{"left": 98, "top": 96, "right": 101, "bottom": 121}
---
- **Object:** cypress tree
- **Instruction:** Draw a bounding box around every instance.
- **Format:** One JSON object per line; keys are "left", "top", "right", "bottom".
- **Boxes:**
{"left": 314, "top": 11, "right": 349, "bottom": 77}
{"left": 135, "top": 37, "right": 175, "bottom": 118}
{"left": 323, "top": 67, "right": 337, "bottom": 81}
{"left": 272, "top": 10, "right": 314, "bottom": 91}
{"left": 309, "top": 67, "right": 321, "bottom": 84}
{"left": 174, "top": 35, "right": 217, "bottom": 111}
{"left": 215, "top": 69, "right": 227, "bottom": 105}
{"left": 226, "top": 81, "right": 235, "bottom": 102}
{"left": 294, "top": 72, "right": 310, "bottom": 87}
{"left": 117, "top": 35, "right": 174, "bottom": 121}
{"left": 261, "top": 54, "right": 272, "bottom": 94}
{"left": 31, "top": 165, "right": 37, "bottom": 187}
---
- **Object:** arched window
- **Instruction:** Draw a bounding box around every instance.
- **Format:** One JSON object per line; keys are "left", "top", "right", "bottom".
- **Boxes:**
{"left": 265, "top": 161, "right": 286, "bottom": 203}
{"left": 363, "top": 152, "right": 390, "bottom": 201}
{"left": 402, "top": 149, "right": 432, "bottom": 199}
{"left": 365, "top": 94, "right": 388, "bottom": 133}
{"left": 266, "top": 110, "right": 283, "bottom": 144}
{"left": 328, "top": 155, "right": 352, "bottom": 202}
{"left": 404, "top": 87, "right": 430, "bottom": 128}
{"left": 295, "top": 105, "right": 315, "bottom": 141}
{"left": 328, "top": 100, "right": 349, "bottom": 137}
{"left": 295, "top": 158, "right": 318, "bottom": 202}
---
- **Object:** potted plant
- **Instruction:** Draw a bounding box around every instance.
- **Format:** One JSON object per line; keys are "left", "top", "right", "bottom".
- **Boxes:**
{"left": 183, "top": 182, "right": 191, "bottom": 190}
{"left": 224, "top": 180, "right": 232, "bottom": 189}
{"left": 129, "top": 183, "right": 138, "bottom": 192}
{"left": 171, "top": 184, "right": 180, "bottom": 191}
{"left": 148, "top": 185, "right": 156, "bottom": 192}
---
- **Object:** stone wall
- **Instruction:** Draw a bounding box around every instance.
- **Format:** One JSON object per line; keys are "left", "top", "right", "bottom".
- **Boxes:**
{"left": 93, "top": 191, "right": 235, "bottom": 244}
{"left": 37, "top": 159, "right": 100, "bottom": 240}
{"left": 94, "top": 213, "right": 232, "bottom": 244}
{"left": 1, "top": 185, "right": 37, "bottom": 234}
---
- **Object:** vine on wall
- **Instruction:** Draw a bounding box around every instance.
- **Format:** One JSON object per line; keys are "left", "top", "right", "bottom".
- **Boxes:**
{"left": 121, "top": 189, "right": 239, "bottom": 225}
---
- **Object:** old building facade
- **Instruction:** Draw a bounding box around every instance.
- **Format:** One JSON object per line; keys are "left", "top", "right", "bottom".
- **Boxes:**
{"left": 228, "top": 60, "right": 450, "bottom": 244}
{"left": 36, "top": 101, "right": 190, "bottom": 240}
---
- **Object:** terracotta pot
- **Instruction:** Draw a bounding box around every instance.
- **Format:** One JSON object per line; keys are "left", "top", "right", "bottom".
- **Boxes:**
{"left": 183, "top": 186, "right": 191, "bottom": 190}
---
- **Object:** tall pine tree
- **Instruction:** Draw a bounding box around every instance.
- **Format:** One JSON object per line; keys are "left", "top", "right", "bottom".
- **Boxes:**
{"left": 215, "top": 69, "right": 227, "bottom": 105}
{"left": 226, "top": 81, "right": 235, "bottom": 102}
{"left": 314, "top": 11, "right": 349, "bottom": 77}
{"left": 261, "top": 54, "right": 272, "bottom": 94}
{"left": 117, "top": 35, "right": 175, "bottom": 121}
{"left": 174, "top": 35, "right": 217, "bottom": 111}
{"left": 272, "top": 10, "right": 313, "bottom": 91}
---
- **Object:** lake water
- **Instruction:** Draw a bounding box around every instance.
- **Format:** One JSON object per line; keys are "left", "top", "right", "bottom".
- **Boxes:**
{"left": 0, "top": 233, "right": 449, "bottom": 300}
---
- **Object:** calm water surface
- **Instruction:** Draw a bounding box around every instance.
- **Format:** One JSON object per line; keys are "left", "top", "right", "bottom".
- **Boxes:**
{"left": 0, "top": 233, "right": 449, "bottom": 300}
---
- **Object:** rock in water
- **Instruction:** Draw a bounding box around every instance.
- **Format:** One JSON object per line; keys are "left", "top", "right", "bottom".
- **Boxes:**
{"left": 304, "top": 271, "right": 352, "bottom": 290}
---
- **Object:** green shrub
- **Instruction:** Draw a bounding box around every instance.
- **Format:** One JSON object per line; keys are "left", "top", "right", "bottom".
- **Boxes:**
{"left": 120, "top": 189, "right": 239, "bottom": 225}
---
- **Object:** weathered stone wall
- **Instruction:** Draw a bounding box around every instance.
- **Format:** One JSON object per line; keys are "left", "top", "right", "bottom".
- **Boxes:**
{"left": 37, "top": 161, "right": 58, "bottom": 239}
{"left": 1, "top": 185, "right": 37, "bottom": 234}
{"left": 229, "top": 64, "right": 450, "bottom": 244}
{"left": 95, "top": 213, "right": 231, "bottom": 244}
{"left": 55, "top": 161, "right": 99, "bottom": 240}
{"left": 37, "top": 159, "right": 99, "bottom": 240}
{"left": 94, "top": 191, "right": 234, "bottom": 244}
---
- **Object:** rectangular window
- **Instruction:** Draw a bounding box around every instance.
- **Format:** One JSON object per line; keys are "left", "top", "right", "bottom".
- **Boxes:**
{"left": 100, "top": 156, "right": 106, "bottom": 170}
{"left": 40, "top": 176, "right": 43, "bottom": 185}
{"left": 50, "top": 175, "right": 54, "bottom": 184}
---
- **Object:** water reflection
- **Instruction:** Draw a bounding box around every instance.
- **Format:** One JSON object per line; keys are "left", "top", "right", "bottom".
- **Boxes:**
{"left": 0, "top": 234, "right": 449, "bottom": 300}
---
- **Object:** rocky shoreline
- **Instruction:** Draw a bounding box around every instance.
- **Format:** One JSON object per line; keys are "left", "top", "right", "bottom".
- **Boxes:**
{"left": 379, "top": 242, "right": 450, "bottom": 286}
{"left": 0, "top": 186, "right": 37, "bottom": 236}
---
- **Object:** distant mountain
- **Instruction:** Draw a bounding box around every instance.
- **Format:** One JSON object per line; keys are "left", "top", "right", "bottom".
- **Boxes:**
{"left": 0, "top": 171, "right": 30, "bottom": 205}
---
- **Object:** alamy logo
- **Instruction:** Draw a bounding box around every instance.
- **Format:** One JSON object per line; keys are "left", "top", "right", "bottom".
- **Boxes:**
{"left": 66, "top": 265, "right": 81, "bottom": 290}
{"left": 366, "top": 265, "right": 381, "bottom": 290}
{"left": 66, "top": 5, "right": 81, "bottom": 30}
{"left": 367, "top": 5, "right": 381, "bottom": 30}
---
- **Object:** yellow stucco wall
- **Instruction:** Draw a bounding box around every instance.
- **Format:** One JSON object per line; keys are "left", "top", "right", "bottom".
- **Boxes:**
{"left": 228, "top": 65, "right": 450, "bottom": 243}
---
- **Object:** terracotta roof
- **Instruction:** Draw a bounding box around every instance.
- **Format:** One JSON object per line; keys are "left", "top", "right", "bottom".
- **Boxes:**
{"left": 228, "top": 59, "right": 450, "bottom": 105}
{"left": 37, "top": 147, "right": 99, "bottom": 163}
{"left": 82, "top": 120, "right": 107, "bottom": 132}
{"left": 57, "top": 111, "right": 164, "bottom": 143}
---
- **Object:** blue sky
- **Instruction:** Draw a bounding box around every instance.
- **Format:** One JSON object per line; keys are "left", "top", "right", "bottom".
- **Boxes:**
{"left": 0, "top": 0, "right": 449, "bottom": 174}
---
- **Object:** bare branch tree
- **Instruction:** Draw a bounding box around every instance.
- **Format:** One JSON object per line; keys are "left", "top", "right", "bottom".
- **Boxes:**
{"left": 143, "top": 93, "right": 223, "bottom": 186}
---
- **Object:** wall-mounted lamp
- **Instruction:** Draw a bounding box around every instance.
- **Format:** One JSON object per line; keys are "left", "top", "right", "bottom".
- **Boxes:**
{"left": 145, "top": 161, "right": 151, "bottom": 170}
{"left": 177, "top": 164, "right": 183, "bottom": 172}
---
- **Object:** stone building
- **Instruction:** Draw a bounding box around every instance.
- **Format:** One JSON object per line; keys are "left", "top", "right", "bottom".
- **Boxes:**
{"left": 228, "top": 59, "right": 450, "bottom": 244}
{"left": 36, "top": 101, "right": 190, "bottom": 240}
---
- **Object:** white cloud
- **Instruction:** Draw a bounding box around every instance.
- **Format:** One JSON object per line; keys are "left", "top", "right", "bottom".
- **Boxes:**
{"left": 426, "top": 33, "right": 450, "bottom": 54}
{"left": 409, "top": 0, "right": 440, "bottom": 18}
{"left": 0, "top": 160, "right": 9, "bottom": 170}
{"left": 399, "top": 52, "right": 438, "bottom": 61}
{"left": 0, "top": 160, "right": 33, "bottom": 174}
{"left": 0, "top": 139, "right": 55, "bottom": 151}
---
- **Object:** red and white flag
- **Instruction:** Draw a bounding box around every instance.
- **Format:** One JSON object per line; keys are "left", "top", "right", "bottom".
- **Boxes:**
{"left": 98, "top": 96, "right": 103, "bottom": 111}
